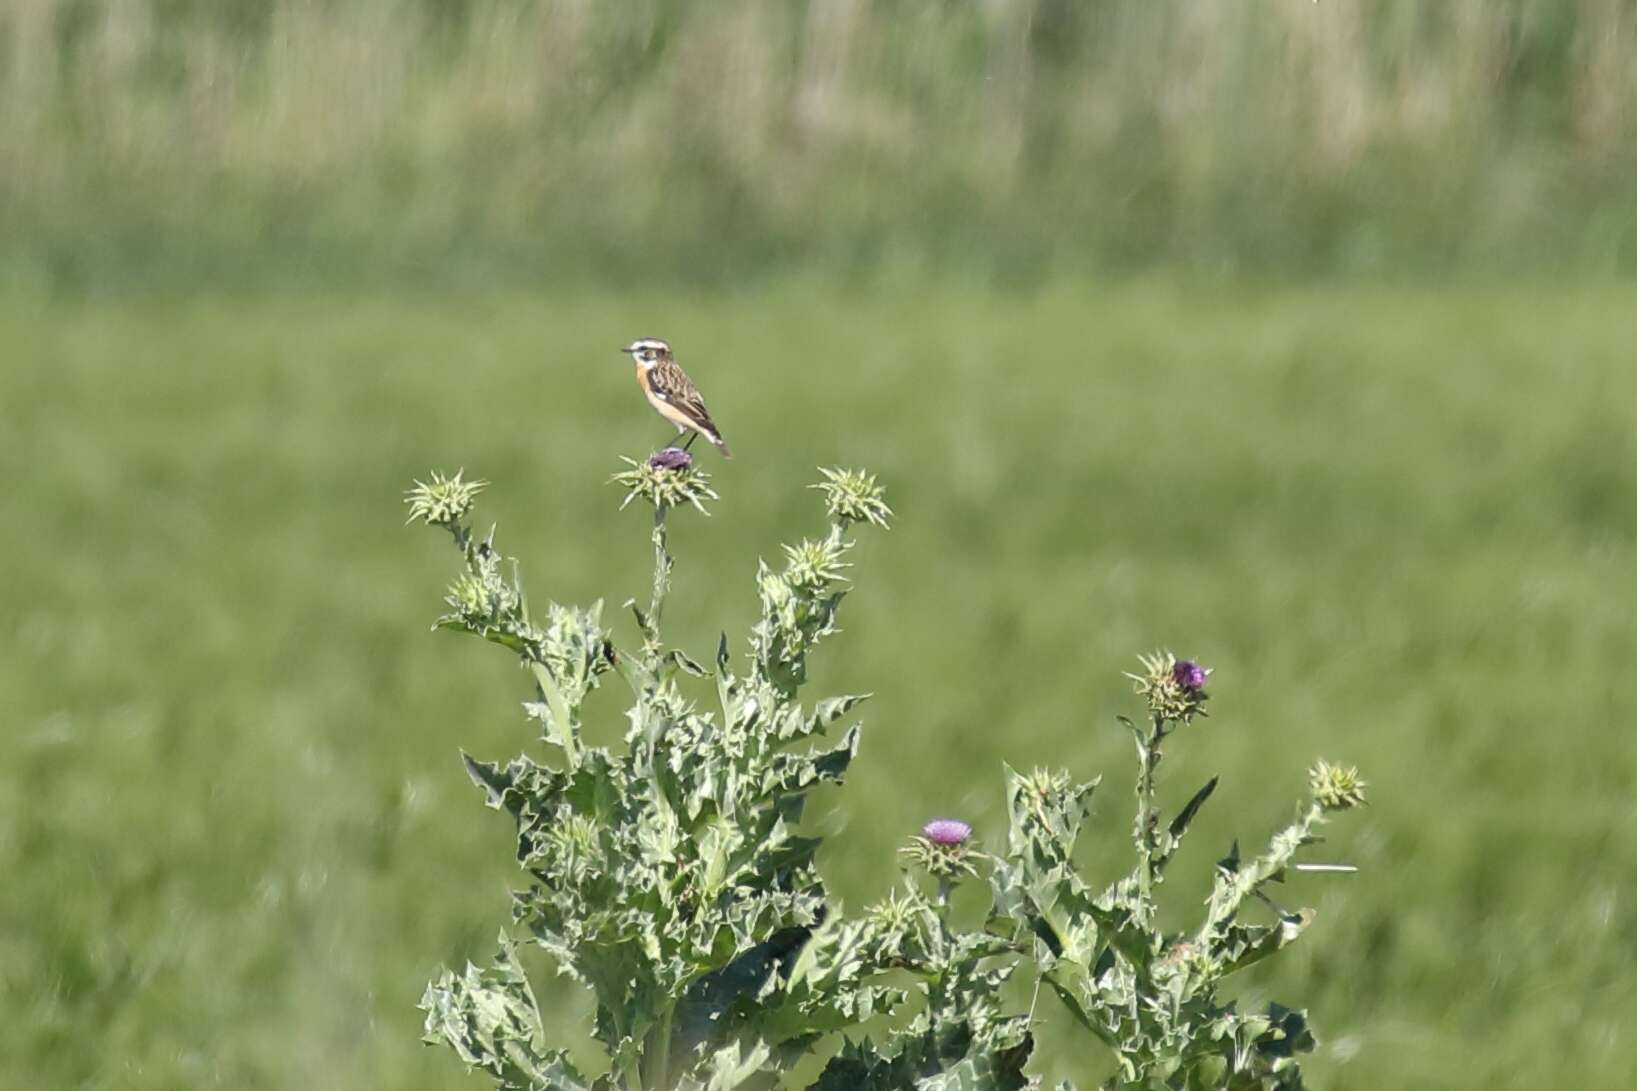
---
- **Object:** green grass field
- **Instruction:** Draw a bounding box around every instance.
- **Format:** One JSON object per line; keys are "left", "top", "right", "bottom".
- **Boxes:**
{"left": 4, "top": 282, "right": 1635, "bottom": 1089}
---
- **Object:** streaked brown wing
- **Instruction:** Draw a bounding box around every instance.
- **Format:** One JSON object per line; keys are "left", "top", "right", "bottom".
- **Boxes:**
{"left": 651, "top": 360, "right": 723, "bottom": 438}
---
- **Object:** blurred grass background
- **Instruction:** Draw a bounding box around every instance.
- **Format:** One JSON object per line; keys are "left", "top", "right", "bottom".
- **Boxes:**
{"left": 5, "top": 0, "right": 1637, "bottom": 291}
{"left": 3, "top": 3, "right": 1637, "bottom": 1090}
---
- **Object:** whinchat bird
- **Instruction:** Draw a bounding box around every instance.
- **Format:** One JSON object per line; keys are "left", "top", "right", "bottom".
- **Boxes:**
{"left": 620, "top": 338, "right": 733, "bottom": 458}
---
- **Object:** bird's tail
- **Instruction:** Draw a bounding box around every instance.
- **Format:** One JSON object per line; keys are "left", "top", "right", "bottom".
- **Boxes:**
{"left": 712, "top": 435, "right": 733, "bottom": 459}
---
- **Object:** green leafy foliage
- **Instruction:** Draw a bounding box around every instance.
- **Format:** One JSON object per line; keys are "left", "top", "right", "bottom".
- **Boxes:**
{"left": 421, "top": 936, "right": 595, "bottom": 1091}
{"left": 811, "top": 887, "right": 1033, "bottom": 1091}
{"left": 408, "top": 463, "right": 1364, "bottom": 1091}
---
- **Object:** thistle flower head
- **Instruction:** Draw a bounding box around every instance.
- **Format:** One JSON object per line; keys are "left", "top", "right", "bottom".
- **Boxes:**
{"left": 901, "top": 818, "right": 980, "bottom": 880}
{"left": 1309, "top": 759, "right": 1368, "bottom": 811}
{"left": 1126, "top": 651, "right": 1212, "bottom": 724}
{"left": 610, "top": 455, "right": 719, "bottom": 514}
{"left": 922, "top": 818, "right": 972, "bottom": 846}
{"left": 405, "top": 470, "right": 487, "bottom": 528}
{"left": 647, "top": 447, "right": 693, "bottom": 472}
{"left": 812, "top": 467, "right": 893, "bottom": 529}
{"left": 1172, "top": 659, "right": 1210, "bottom": 692}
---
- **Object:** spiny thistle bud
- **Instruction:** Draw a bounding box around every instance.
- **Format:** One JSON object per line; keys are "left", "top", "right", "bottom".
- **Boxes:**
{"left": 610, "top": 455, "right": 719, "bottom": 514}
{"left": 1126, "top": 651, "right": 1212, "bottom": 724}
{"left": 446, "top": 564, "right": 519, "bottom": 626}
{"left": 863, "top": 889, "right": 924, "bottom": 963}
{"left": 446, "top": 571, "right": 490, "bottom": 619}
{"left": 866, "top": 888, "right": 921, "bottom": 934}
{"left": 758, "top": 566, "right": 792, "bottom": 609}
{"left": 1309, "top": 759, "right": 1368, "bottom": 811}
{"left": 405, "top": 470, "right": 487, "bottom": 528}
{"left": 782, "top": 537, "right": 851, "bottom": 590}
{"left": 1018, "top": 766, "right": 1072, "bottom": 801}
{"left": 901, "top": 818, "right": 980, "bottom": 881}
{"left": 539, "top": 812, "right": 603, "bottom": 884}
{"left": 812, "top": 467, "right": 893, "bottom": 529}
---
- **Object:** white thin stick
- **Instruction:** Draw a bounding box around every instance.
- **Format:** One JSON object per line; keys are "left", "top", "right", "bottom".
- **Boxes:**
{"left": 1293, "top": 863, "right": 1358, "bottom": 873}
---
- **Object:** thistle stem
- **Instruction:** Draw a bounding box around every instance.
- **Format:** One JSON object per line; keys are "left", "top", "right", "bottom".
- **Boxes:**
{"left": 647, "top": 502, "right": 673, "bottom": 660}
{"left": 1194, "top": 800, "right": 1327, "bottom": 950}
{"left": 1134, "top": 715, "right": 1165, "bottom": 914}
{"left": 643, "top": 1002, "right": 676, "bottom": 1091}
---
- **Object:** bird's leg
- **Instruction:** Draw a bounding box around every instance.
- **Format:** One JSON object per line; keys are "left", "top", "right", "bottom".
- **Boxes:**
{"left": 681, "top": 431, "right": 698, "bottom": 451}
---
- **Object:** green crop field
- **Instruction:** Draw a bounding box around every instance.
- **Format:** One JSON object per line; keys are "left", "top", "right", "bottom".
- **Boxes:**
{"left": 6, "top": 1, "right": 1637, "bottom": 1087}
{"left": 4, "top": 282, "right": 1635, "bottom": 1089}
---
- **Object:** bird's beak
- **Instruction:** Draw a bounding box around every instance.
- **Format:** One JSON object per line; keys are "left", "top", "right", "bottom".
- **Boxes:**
{"left": 619, "top": 346, "right": 635, "bottom": 354}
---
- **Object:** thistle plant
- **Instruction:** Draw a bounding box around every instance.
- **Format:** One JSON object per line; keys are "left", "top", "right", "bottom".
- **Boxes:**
{"left": 986, "top": 657, "right": 1368, "bottom": 1090}
{"left": 406, "top": 460, "right": 1366, "bottom": 1091}
{"left": 412, "top": 458, "right": 903, "bottom": 1091}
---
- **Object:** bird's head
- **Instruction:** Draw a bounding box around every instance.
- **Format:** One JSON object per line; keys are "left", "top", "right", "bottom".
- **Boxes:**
{"left": 620, "top": 338, "right": 671, "bottom": 368}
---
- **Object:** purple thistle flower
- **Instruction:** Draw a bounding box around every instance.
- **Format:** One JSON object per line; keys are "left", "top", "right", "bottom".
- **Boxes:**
{"left": 648, "top": 447, "right": 693, "bottom": 472}
{"left": 1172, "top": 659, "right": 1211, "bottom": 692}
{"left": 922, "top": 818, "right": 972, "bottom": 846}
